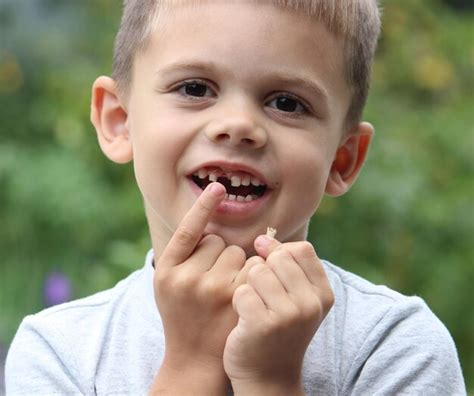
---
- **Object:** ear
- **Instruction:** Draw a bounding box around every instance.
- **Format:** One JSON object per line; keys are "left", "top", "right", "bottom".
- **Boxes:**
{"left": 90, "top": 76, "right": 133, "bottom": 164}
{"left": 325, "top": 122, "right": 374, "bottom": 197}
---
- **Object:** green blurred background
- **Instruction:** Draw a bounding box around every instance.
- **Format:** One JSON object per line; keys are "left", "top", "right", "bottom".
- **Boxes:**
{"left": 0, "top": 0, "right": 473, "bottom": 392}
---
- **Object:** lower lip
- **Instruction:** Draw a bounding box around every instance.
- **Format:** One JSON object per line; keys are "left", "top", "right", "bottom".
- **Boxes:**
{"left": 187, "top": 178, "right": 271, "bottom": 217}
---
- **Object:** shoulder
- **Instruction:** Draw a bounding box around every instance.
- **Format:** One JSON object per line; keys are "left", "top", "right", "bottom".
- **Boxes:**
{"left": 323, "top": 260, "right": 442, "bottom": 326}
{"left": 320, "top": 261, "right": 466, "bottom": 394}
{"left": 5, "top": 268, "right": 146, "bottom": 394}
{"left": 14, "top": 268, "right": 143, "bottom": 346}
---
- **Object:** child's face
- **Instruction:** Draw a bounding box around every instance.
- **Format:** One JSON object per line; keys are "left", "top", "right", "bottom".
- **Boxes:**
{"left": 123, "top": 2, "right": 354, "bottom": 255}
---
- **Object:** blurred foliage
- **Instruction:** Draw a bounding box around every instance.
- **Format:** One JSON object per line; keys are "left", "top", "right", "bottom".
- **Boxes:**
{"left": 0, "top": 0, "right": 473, "bottom": 391}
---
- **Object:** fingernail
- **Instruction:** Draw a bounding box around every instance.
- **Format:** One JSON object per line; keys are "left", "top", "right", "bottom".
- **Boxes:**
{"left": 255, "top": 235, "right": 271, "bottom": 249}
{"left": 209, "top": 182, "right": 225, "bottom": 197}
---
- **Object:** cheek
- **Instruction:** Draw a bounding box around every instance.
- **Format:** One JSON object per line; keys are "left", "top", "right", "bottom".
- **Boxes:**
{"left": 281, "top": 144, "right": 330, "bottom": 216}
{"left": 129, "top": 118, "right": 180, "bottom": 199}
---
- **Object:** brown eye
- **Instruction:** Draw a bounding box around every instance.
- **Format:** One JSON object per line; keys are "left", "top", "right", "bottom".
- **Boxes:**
{"left": 185, "top": 83, "right": 208, "bottom": 97}
{"left": 177, "top": 81, "right": 214, "bottom": 98}
{"left": 268, "top": 95, "right": 307, "bottom": 113}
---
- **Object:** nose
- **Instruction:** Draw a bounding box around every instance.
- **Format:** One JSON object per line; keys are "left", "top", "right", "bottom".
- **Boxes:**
{"left": 204, "top": 110, "right": 268, "bottom": 149}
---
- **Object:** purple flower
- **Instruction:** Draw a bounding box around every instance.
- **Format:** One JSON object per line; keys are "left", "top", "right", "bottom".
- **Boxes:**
{"left": 43, "top": 271, "right": 72, "bottom": 307}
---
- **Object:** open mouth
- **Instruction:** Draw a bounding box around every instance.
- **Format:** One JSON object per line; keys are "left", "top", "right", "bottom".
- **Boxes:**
{"left": 191, "top": 167, "right": 267, "bottom": 202}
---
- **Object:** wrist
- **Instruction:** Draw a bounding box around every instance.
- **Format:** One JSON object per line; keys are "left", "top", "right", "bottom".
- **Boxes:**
{"left": 150, "top": 355, "right": 229, "bottom": 395}
{"left": 231, "top": 377, "right": 305, "bottom": 396}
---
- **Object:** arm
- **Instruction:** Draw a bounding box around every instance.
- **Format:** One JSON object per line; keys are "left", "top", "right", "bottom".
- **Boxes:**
{"left": 223, "top": 236, "right": 334, "bottom": 396}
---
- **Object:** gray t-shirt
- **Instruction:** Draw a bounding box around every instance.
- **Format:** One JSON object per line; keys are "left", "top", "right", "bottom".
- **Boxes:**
{"left": 5, "top": 250, "right": 466, "bottom": 395}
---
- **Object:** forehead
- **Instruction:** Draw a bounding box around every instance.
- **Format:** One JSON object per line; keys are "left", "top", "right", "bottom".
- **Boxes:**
{"left": 145, "top": 2, "right": 344, "bottom": 73}
{"left": 132, "top": 2, "right": 351, "bottom": 122}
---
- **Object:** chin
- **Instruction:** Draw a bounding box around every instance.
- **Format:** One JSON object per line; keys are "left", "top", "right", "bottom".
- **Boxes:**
{"left": 204, "top": 223, "right": 260, "bottom": 257}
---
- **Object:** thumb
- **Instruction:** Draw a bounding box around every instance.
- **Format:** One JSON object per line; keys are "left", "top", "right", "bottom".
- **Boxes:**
{"left": 254, "top": 235, "right": 282, "bottom": 259}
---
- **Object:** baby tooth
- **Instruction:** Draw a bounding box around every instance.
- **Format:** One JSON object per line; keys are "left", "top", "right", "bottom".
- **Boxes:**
{"left": 225, "top": 193, "right": 229, "bottom": 200}
{"left": 228, "top": 194, "right": 237, "bottom": 201}
{"left": 251, "top": 177, "right": 262, "bottom": 186}
{"left": 241, "top": 175, "right": 251, "bottom": 186}
{"left": 209, "top": 173, "right": 218, "bottom": 182}
{"left": 237, "top": 195, "right": 245, "bottom": 202}
{"left": 245, "top": 195, "right": 253, "bottom": 202}
{"left": 231, "top": 175, "right": 242, "bottom": 187}
{"left": 198, "top": 169, "right": 207, "bottom": 179}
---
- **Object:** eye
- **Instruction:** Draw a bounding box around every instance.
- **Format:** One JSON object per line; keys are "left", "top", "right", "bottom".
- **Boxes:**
{"left": 267, "top": 94, "right": 308, "bottom": 113}
{"left": 177, "top": 80, "right": 215, "bottom": 98}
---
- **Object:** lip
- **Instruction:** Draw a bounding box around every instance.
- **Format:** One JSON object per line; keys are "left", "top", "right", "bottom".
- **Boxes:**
{"left": 187, "top": 178, "right": 272, "bottom": 217}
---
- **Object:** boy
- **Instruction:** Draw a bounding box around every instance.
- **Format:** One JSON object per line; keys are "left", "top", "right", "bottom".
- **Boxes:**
{"left": 6, "top": 0, "right": 465, "bottom": 394}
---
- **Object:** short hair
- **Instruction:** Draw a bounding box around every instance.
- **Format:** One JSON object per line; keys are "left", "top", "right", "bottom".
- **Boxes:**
{"left": 112, "top": 0, "right": 381, "bottom": 129}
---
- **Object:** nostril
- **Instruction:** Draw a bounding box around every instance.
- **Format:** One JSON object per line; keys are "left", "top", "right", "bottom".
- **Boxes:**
{"left": 215, "top": 132, "right": 231, "bottom": 143}
{"left": 242, "top": 138, "right": 254, "bottom": 145}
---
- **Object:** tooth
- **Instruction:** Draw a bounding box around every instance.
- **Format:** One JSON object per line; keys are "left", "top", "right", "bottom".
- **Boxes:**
{"left": 225, "top": 193, "right": 229, "bottom": 200}
{"left": 241, "top": 175, "right": 251, "bottom": 186}
{"left": 237, "top": 195, "right": 245, "bottom": 202}
{"left": 198, "top": 169, "right": 207, "bottom": 179}
{"left": 251, "top": 194, "right": 258, "bottom": 200}
{"left": 231, "top": 175, "right": 242, "bottom": 187}
{"left": 251, "top": 177, "right": 262, "bottom": 186}
{"left": 245, "top": 195, "right": 253, "bottom": 202}
{"left": 209, "top": 173, "right": 218, "bottom": 182}
{"left": 228, "top": 194, "right": 236, "bottom": 201}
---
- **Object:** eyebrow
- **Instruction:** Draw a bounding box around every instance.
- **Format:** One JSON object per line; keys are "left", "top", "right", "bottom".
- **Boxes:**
{"left": 156, "top": 60, "right": 330, "bottom": 111}
{"left": 265, "top": 72, "right": 330, "bottom": 113}
{"left": 156, "top": 60, "right": 222, "bottom": 79}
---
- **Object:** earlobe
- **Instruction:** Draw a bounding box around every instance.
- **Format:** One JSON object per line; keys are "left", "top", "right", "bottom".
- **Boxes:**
{"left": 325, "top": 122, "right": 374, "bottom": 197}
{"left": 90, "top": 76, "right": 133, "bottom": 164}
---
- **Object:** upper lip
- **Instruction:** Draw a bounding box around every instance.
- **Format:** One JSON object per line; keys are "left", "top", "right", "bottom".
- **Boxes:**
{"left": 189, "top": 160, "right": 271, "bottom": 187}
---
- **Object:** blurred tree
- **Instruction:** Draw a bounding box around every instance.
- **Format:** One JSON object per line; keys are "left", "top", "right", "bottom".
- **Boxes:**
{"left": 443, "top": 0, "right": 474, "bottom": 10}
{"left": 0, "top": 0, "right": 472, "bottom": 392}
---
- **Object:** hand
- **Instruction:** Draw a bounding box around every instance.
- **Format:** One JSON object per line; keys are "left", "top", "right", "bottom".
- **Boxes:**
{"left": 151, "top": 183, "right": 257, "bottom": 394}
{"left": 223, "top": 236, "right": 335, "bottom": 395}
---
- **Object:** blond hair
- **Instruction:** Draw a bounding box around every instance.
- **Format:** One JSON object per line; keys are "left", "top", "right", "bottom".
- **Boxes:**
{"left": 112, "top": 0, "right": 381, "bottom": 128}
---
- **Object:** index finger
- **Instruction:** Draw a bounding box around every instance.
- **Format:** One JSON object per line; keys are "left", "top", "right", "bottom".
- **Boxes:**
{"left": 160, "top": 182, "right": 226, "bottom": 266}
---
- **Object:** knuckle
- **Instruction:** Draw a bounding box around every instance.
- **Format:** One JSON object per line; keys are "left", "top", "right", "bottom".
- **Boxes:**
{"left": 247, "top": 263, "right": 270, "bottom": 283}
{"left": 295, "top": 241, "right": 316, "bottom": 259}
{"left": 246, "top": 255, "right": 265, "bottom": 266}
{"left": 233, "top": 283, "right": 254, "bottom": 302}
{"left": 199, "top": 276, "right": 230, "bottom": 301}
{"left": 226, "top": 245, "right": 246, "bottom": 261}
{"left": 300, "top": 300, "right": 322, "bottom": 322}
{"left": 202, "top": 233, "right": 225, "bottom": 249}
{"left": 323, "top": 288, "right": 335, "bottom": 311}
{"left": 155, "top": 270, "right": 198, "bottom": 298}
{"left": 268, "top": 248, "right": 291, "bottom": 263}
{"left": 174, "top": 226, "right": 195, "bottom": 246}
{"left": 281, "top": 304, "right": 301, "bottom": 326}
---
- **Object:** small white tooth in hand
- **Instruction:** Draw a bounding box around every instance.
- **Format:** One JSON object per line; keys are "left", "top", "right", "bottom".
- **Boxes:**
{"left": 266, "top": 227, "right": 277, "bottom": 238}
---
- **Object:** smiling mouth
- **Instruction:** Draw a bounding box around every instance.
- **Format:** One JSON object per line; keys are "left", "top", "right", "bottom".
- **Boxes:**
{"left": 191, "top": 167, "right": 267, "bottom": 202}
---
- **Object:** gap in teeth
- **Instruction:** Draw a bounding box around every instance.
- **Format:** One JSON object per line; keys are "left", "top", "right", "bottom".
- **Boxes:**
{"left": 192, "top": 167, "right": 267, "bottom": 200}
{"left": 194, "top": 168, "right": 265, "bottom": 187}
